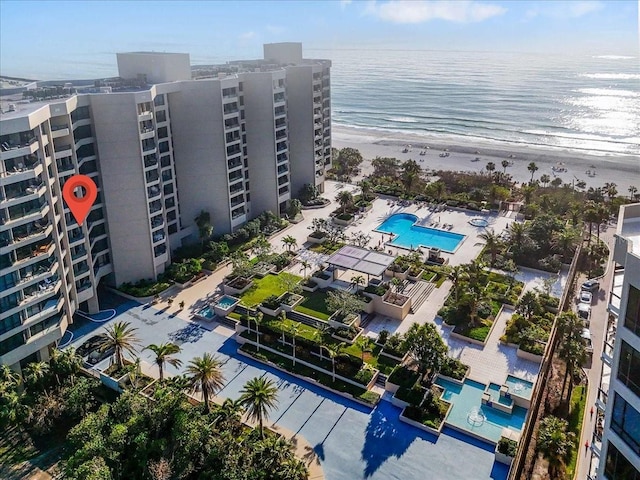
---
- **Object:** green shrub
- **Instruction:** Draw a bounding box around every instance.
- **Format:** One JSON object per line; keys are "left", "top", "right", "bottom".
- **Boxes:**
{"left": 497, "top": 437, "right": 518, "bottom": 457}
{"left": 439, "top": 357, "right": 469, "bottom": 380}
{"left": 395, "top": 385, "right": 426, "bottom": 405}
{"left": 388, "top": 365, "right": 419, "bottom": 387}
{"left": 119, "top": 279, "right": 171, "bottom": 297}
{"left": 354, "top": 367, "right": 374, "bottom": 385}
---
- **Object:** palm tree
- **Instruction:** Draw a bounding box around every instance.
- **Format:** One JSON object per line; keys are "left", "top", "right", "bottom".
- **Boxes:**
{"left": 537, "top": 416, "right": 574, "bottom": 479}
{"left": 194, "top": 210, "right": 213, "bottom": 247}
{"left": 447, "top": 265, "right": 467, "bottom": 303}
{"left": 23, "top": 361, "right": 50, "bottom": 389}
{"left": 279, "top": 458, "right": 308, "bottom": 479}
{"left": 358, "top": 179, "right": 374, "bottom": 201}
{"left": 335, "top": 190, "right": 354, "bottom": 215}
{"left": 351, "top": 275, "right": 365, "bottom": 292}
{"left": 355, "top": 336, "right": 372, "bottom": 362}
{"left": 479, "top": 229, "right": 500, "bottom": 266}
{"left": 212, "top": 397, "right": 245, "bottom": 427}
{"left": 556, "top": 312, "right": 586, "bottom": 403}
{"left": 485, "top": 162, "right": 495, "bottom": 178}
{"left": 527, "top": 162, "right": 538, "bottom": 182}
{"left": 239, "top": 376, "right": 279, "bottom": 438}
{"left": 50, "top": 348, "right": 82, "bottom": 385}
{"left": 254, "top": 311, "right": 265, "bottom": 351}
{"left": 289, "top": 324, "right": 300, "bottom": 366}
{"left": 185, "top": 353, "right": 225, "bottom": 413}
{"left": 539, "top": 174, "right": 550, "bottom": 187}
{"left": 501, "top": 159, "right": 510, "bottom": 174}
{"left": 281, "top": 235, "right": 297, "bottom": 252}
{"left": 0, "top": 365, "right": 21, "bottom": 388}
{"left": 604, "top": 182, "right": 618, "bottom": 200}
{"left": 145, "top": 342, "right": 182, "bottom": 381}
{"left": 629, "top": 185, "right": 638, "bottom": 201}
{"left": 323, "top": 342, "right": 347, "bottom": 382}
{"left": 314, "top": 325, "right": 330, "bottom": 362}
{"left": 0, "top": 390, "right": 26, "bottom": 427}
{"left": 552, "top": 228, "right": 578, "bottom": 262}
{"left": 300, "top": 260, "right": 311, "bottom": 278}
{"left": 508, "top": 222, "right": 527, "bottom": 255}
{"left": 583, "top": 204, "right": 599, "bottom": 243}
{"left": 390, "top": 277, "right": 402, "bottom": 293}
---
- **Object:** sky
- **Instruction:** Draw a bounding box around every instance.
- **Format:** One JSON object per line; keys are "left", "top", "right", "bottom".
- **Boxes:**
{"left": 0, "top": 0, "right": 638, "bottom": 79}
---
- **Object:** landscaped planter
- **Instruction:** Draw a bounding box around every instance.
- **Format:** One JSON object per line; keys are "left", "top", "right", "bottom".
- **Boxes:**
{"left": 436, "top": 370, "right": 469, "bottom": 386}
{"left": 331, "top": 327, "right": 363, "bottom": 344}
{"left": 223, "top": 277, "right": 254, "bottom": 296}
{"left": 253, "top": 263, "right": 276, "bottom": 278}
{"left": 332, "top": 215, "right": 354, "bottom": 227}
{"left": 301, "top": 281, "right": 319, "bottom": 292}
{"left": 99, "top": 369, "right": 130, "bottom": 393}
{"left": 279, "top": 292, "right": 304, "bottom": 311}
{"left": 361, "top": 298, "right": 374, "bottom": 314}
{"left": 399, "top": 402, "right": 452, "bottom": 437}
{"left": 407, "top": 269, "right": 424, "bottom": 282}
{"left": 495, "top": 450, "right": 514, "bottom": 467}
{"left": 328, "top": 311, "right": 360, "bottom": 330}
{"left": 311, "top": 271, "right": 334, "bottom": 289}
{"left": 385, "top": 379, "right": 401, "bottom": 394}
{"left": 380, "top": 349, "right": 408, "bottom": 363}
{"left": 391, "top": 394, "right": 411, "bottom": 409}
{"left": 516, "top": 347, "right": 544, "bottom": 363}
{"left": 449, "top": 329, "right": 487, "bottom": 347}
{"left": 306, "top": 233, "right": 327, "bottom": 244}
{"left": 258, "top": 304, "right": 283, "bottom": 317}
{"left": 384, "top": 266, "right": 410, "bottom": 280}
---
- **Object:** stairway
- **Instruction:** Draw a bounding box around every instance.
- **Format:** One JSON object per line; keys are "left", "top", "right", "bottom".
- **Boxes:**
{"left": 409, "top": 281, "right": 436, "bottom": 313}
{"left": 375, "top": 373, "right": 388, "bottom": 388}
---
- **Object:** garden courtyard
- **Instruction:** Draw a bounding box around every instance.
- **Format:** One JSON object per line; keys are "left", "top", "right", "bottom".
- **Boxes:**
{"left": 64, "top": 181, "right": 570, "bottom": 480}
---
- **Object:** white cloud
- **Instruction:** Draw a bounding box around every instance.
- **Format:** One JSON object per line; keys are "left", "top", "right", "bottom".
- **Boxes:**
{"left": 364, "top": 0, "right": 506, "bottom": 24}
{"left": 526, "top": 1, "right": 603, "bottom": 19}
{"left": 266, "top": 25, "right": 285, "bottom": 34}
{"left": 239, "top": 31, "right": 256, "bottom": 40}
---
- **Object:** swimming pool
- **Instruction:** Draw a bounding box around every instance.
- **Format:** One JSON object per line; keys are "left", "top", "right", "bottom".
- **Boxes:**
{"left": 505, "top": 375, "right": 534, "bottom": 400}
{"left": 196, "top": 305, "right": 215, "bottom": 320}
{"left": 216, "top": 295, "right": 238, "bottom": 309}
{"left": 376, "top": 213, "right": 465, "bottom": 253}
{"left": 436, "top": 378, "right": 528, "bottom": 444}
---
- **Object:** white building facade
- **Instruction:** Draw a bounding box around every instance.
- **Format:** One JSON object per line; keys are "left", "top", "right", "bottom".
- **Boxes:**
{"left": 0, "top": 43, "right": 330, "bottom": 372}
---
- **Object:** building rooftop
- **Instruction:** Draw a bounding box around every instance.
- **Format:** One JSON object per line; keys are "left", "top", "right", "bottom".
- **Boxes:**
{"left": 618, "top": 203, "right": 640, "bottom": 256}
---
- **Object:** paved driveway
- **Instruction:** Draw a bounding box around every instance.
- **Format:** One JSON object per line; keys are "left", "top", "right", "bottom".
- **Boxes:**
{"left": 67, "top": 294, "right": 508, "bottom": 480}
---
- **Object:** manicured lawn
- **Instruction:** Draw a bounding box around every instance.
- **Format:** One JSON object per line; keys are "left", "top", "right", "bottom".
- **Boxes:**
{"left": 239, "top": 272, "right": 301, "bottom": 307}
{"left": 294, "top": 290, "right": 331, "bottom": 320}
{"left": 362, "top": 344, "right": 400, "bottom": 375}
{"left": 566, "top": 384, "right": 587, "bottom": 477}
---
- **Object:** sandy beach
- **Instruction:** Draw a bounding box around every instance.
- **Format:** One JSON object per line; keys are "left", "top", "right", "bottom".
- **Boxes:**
{"left": 332, "top": 125, "right": 639, "bottom": 190}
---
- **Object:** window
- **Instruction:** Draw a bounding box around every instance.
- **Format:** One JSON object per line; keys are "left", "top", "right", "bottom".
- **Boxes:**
{"left": 161, "top": 169, "right": 173, "bottom": 182}
{"left": 618, "top": 341, "right": 640, "bottom": 396}
{"left": 154, "top": 94, "right": 165, "bottom": 106}
{"left": 167, "top": 210, "right": 176, "bottom": 222}
{"left": 29, "top": 315, "right": 59, "bottom": 337}
{"left": 71, "top": 106, "right": 90, "bottom": 122}
{"left": 73, "top": 125, "right": 92, "bottom": 140}
{"left": 163, "top": 183, "right": 174, "bottom": 195}
{"left": 223, "top": 102, "right": 238, "bottom": 114}
{"left": 156, "top": 110, "right": 167, "bottom": 123}
{"left": 159, "top": 141, "right": 170, "bottom": 153}
{"left": 222, "top": 87, "right": 236, "bottom": 97}
{"left": 168, "top": 224, "right": 177, "bottom": 234}
{"left": 0, "top": 313, "right": 22, "bottom": 335}
{"left": 0, "top": 331, "right": 25, "bottom": 355}
{"left": 157, "top": 126, "right": 168, "bottom": 139}
{"left": 165, "top": 197, "right": 175, "bottom": 209}
{"left": 624, "top": 285, "right": 640, "bottom": 336}
{"left": 605, "top": 442, "right": 640, "bottom": 480}
{"left": 612, "top": 393, "right": 640, "bottom": 454}
{"left": 160, "top": 155, "right": 171, "bottom": 168}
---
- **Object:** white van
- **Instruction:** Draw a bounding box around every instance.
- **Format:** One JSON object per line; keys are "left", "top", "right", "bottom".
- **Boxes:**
{"left": 578, "top": 303, "right": 591, "bottom": 326}
{"left": 581, "top": 328, "right": 593, "bottom": 354}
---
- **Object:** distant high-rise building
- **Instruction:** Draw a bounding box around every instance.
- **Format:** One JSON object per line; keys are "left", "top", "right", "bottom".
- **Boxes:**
{"left": 0, "top": 43, "right": 331, "bottom": 372}
{"left": 589, "top": 203, "right": 640, "bottom": 479}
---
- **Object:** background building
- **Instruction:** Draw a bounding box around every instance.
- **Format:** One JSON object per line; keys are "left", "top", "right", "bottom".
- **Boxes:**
{"left": 0, "top": 43, "right": 330, "bottom": 372}
{"left": 589, "top": 203, "right": 640, "bottom": 479}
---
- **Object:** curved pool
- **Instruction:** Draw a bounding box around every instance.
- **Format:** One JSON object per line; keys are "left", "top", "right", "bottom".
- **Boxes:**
{"left": 376, "top": 213, "right": 465, "bottom": 253}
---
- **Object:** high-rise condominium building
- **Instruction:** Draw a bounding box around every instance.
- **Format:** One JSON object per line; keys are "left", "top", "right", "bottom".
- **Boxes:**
{"left": 588, "top": 203, "right": 640, "bottom": 479}
{"left": 0, "top": 43, "right": 331, "bottom": 372}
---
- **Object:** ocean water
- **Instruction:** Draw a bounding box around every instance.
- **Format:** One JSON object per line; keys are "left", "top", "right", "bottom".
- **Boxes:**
{"left": 310, "top": 49, "right": 640, "bottom": 158}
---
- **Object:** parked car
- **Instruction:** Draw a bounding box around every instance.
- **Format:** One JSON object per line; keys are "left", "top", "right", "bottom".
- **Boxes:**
{"left": 581, "top": 279, "right": 600, "bottom": 292}
{"left": 581, "top": 328, "right": 593, "bottom": 354}
{"left": 76, "top": 335, "right": 103, "bottom": 358}
{"left": 88, "top": 346, "right": 113, "bottom": 365}
{"left": 578, "top": 303, "right": 591, "bottom": 327}
{"left": 579, "top": 291, "right": 593, "bottom": 304}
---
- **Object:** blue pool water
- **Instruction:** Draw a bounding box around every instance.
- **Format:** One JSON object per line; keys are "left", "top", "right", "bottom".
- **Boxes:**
{"left": 487, "top": 383, "right": 514, "bottom": 407}
{"left": 197, "top": 306, "right": 215, "bottom": 319}
{"left": 376, "top": 213, "right": 465, "bottom": 253}
{"left": 436, "top": 378, "right": 528, "bottom": 443}
{"left": 505, "top": 375, "right": 534, "bottom": 400}
{"left": 216, "top": 295, "right": 237, "bottom": 309}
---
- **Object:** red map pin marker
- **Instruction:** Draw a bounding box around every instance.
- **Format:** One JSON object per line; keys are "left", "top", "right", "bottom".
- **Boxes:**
{"left": 62, "top": 175, "right": 98, "bottom": 226}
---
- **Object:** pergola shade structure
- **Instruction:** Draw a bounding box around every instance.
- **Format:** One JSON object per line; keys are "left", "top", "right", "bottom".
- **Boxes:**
{"left": 325, "top": 245, "right": 396, "bottom": 278}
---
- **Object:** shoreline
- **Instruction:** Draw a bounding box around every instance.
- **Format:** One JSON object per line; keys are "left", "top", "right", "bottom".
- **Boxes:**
{"left": 332, "top": 124, "right": 639, "bottom": 189}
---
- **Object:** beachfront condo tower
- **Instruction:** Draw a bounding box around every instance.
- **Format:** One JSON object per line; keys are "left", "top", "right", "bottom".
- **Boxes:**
{"left": 588, "top": 203, "right": 640, "bottom": 479}
{"left": 0, "top": 43, "right": 331, "bottom": 373}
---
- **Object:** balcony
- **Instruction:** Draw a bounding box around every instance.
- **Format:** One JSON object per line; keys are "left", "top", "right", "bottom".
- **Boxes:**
{"left": 138, "top": 110, "right": 153, "bottom": 121}
{"left": 0, "top": 136, "right": 38, "bottom": 161}
{"left": 50, "top": 124, "right": 70, "bottom": 139}
{"left": 1, "top": 225, "right": 50, "bottom": 253}
{"left": 20, "top": 278, "right": 59, "bottom": 307}
{"left": 71, "top": 248, "right": 87, "bottom": 261}
{"left": 152, "top": 232, "right": 165, "bottom": 244}
{"left": 54, "top": 143, "right": 73, "bottom": 157}
{"left": 2, "top": 204, "right": 49, "bottom": 228}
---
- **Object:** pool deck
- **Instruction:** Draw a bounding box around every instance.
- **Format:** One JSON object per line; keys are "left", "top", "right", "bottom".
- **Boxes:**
{"left": 65, "top": 181, "right": 569, "bottom": 480}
